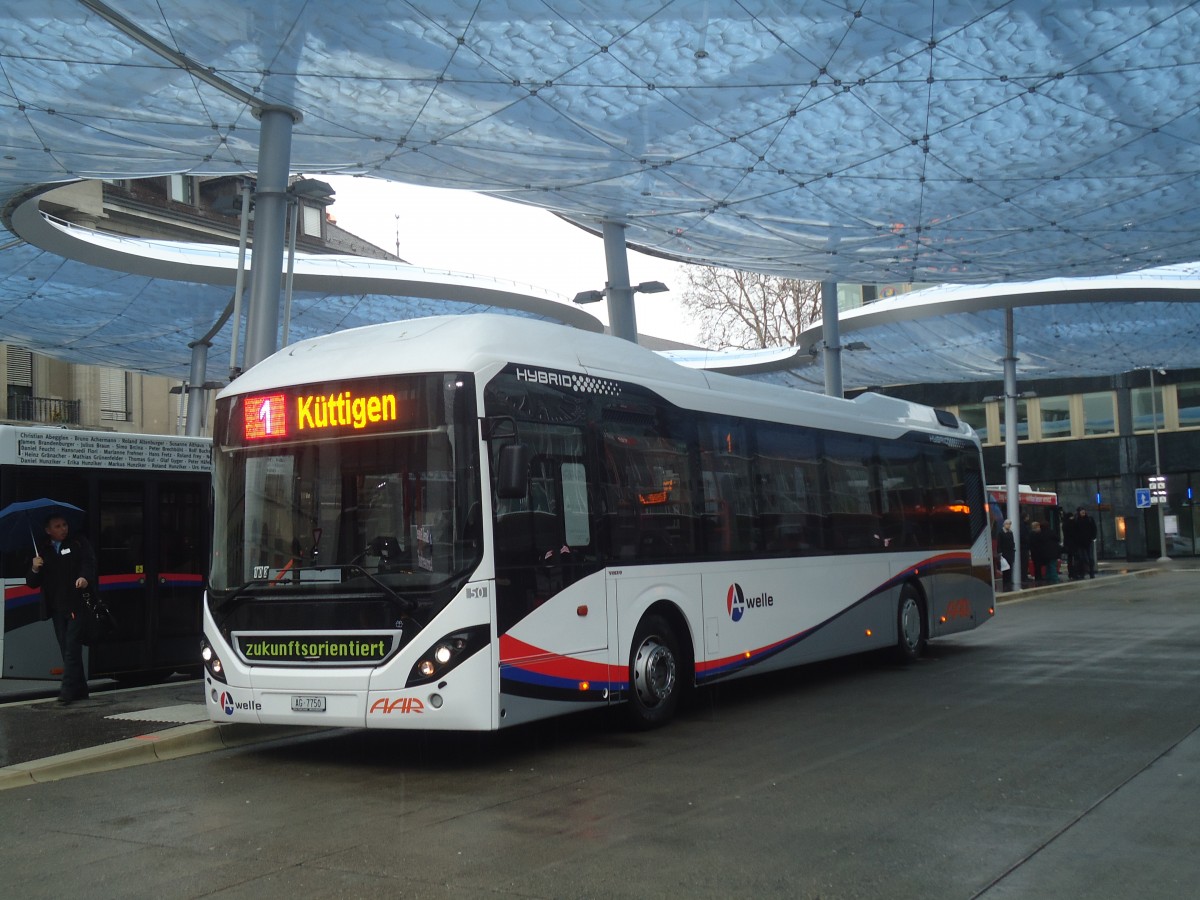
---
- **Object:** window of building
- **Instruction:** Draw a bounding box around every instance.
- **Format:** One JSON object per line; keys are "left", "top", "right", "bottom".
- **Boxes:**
{"left": 836, "top": 285, "right": 863, "bottom": 310}
{"left": 168, "top": 174, "right": 192, "bottom": 204}
{"left": 998, "top": 398, "right": 1030, "bottom": 442}
{"left": 1081, "top": 392, "right": 1116, "bottom": 436}
{"left": 1039, "top": 396, "right": 1072, "bottom": 440}
{"left": 6, "top": 345, "right": 32, "bottom": 393}
{"left": 1131, "top": 386, "right": 1165, "bottom": 432}
{"left": 957, "top": 403, "right": 988, "bottom": 444}
{"left": 1177, "top": 383, "right": 1200, "bottom": 429}
{"left": 6, "top": 345, "right": 32, "bottom": 419}
{"left": 302, "top": 204, "right": 322, "bottom": 237}
{"left": 100, "top": 368, "right": 131, "bottom": 422}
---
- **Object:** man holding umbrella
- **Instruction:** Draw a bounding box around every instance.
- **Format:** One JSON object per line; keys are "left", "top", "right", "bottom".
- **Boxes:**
{"left": 26, "top": 511, "right": 97, "bottom": 704}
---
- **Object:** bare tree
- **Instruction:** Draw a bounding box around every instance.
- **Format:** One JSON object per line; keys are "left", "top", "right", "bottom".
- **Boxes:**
{"left": 679, "top": 266, "right": 822, "bottom": 349}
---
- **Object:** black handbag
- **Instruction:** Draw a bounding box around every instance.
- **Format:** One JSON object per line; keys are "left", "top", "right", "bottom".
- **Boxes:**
{"left": 79, "top": 590, "right": 117, "bottom": 645}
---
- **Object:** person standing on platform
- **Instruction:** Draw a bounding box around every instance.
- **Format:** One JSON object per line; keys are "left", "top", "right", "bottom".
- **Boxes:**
{"left": 26, "top": 513, "right": 97, "bottom": 704}
{"left": 998, "top": 519, "right": 1016, "bottom": 590}
{"left": 1075, "top": 506, "right": 1098, "bottom": 578}
{"left": 1019, "top": 513, "right": 1033, "bottom": 583}
{"left": 1061, "top": 510, "right": 1079, "bottom": 580}
{"left": 1029, "top": 520, "right": 1060, "bottom": 584}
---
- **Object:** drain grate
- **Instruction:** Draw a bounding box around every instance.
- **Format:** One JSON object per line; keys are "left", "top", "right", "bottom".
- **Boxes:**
{"left": 106, "top": 704, "right": 209, "bottom": 724}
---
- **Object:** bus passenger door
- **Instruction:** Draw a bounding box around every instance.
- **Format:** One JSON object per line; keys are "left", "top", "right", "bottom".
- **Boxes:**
{"left": 90, "top": 481, "right": 148, "bottom": 679}
{"left": 90, "top": 478, "right": 206, "bottom": 681}
{"left": 152, "top": 480, "right": 206, "bottom": 673}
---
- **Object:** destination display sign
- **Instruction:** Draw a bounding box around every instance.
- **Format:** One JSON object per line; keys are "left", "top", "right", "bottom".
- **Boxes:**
{"left": 239, "top": 379, "right": 414, "bottom": 444}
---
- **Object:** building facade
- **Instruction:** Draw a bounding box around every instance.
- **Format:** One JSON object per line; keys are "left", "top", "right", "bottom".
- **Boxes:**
{"left": 5, "top": 175, "right": 397, "bottom": 436}
{"left": 882, "top": 369, "right": 1200, "bottom": 562}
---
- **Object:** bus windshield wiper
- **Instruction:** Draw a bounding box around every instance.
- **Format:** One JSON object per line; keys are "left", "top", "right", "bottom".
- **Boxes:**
{"left": 212, "top": 567, "right": 416, "bottom": 615}
{"left": 338, "top": 563, "right": 418, "bottom": 614}
{"left": 257, "top": 563, "right": 418, "bottom": 615}
{"left": 208, "top": 577, "right": 271, "bottom": 614}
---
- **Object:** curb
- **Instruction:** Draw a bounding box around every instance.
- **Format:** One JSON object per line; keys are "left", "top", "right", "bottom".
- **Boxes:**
{"left": 0, "top": 722, "right": 325, "bottom": 791}
{"left": 995, "top": 566, "right": 1161, "bottom": 604}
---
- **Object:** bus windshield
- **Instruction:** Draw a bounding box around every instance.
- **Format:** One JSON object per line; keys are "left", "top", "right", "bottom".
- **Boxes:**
{"left": 209, "top": 373, "right": 480, "bottom": 595}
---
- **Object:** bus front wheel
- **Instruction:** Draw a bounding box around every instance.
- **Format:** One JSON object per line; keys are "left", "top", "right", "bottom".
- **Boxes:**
{"left": 627, "top": 613, "right": 681, "bottom": 729}
{"left": 894, "top": 585, "right": 928, "bottom": 662}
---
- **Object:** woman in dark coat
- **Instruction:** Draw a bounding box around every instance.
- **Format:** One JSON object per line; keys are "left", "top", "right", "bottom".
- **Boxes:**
{"left": 1028, "top": 520, "right": 1060, "bottom": 584}
{"left": 998, "top": 519, "right": 1016, "bottom": 589}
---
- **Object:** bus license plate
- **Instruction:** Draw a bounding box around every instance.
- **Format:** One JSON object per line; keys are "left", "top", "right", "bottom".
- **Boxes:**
{"left": 291, "top": 695, "right": 326, "bottom": 712}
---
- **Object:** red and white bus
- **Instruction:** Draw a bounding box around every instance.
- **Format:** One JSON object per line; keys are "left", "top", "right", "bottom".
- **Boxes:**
{"left": 986, "top": 484, "right": 1061, "bottom": 533}
{"left": 202, "top": 315, "right": 993, "bottom": 730}
{"left": 1, "top": 425, "right": 210, "bottom": 683}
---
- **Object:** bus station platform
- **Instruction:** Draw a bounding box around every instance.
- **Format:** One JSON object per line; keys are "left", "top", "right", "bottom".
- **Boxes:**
{"left": 0, "top": 559, "right": 1179, "bottom": 791}
{"left": 0, "top": 676, "right": 313, "bottom": 790}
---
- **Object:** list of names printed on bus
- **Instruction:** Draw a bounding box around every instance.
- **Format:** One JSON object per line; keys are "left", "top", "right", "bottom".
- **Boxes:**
{"left": 14, "top": 429, "right": 211, "bottom": 471}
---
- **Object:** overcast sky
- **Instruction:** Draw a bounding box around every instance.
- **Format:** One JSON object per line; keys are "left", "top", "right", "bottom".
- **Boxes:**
{"left": 322, "top": 174, "right": 700, "bottom": 344}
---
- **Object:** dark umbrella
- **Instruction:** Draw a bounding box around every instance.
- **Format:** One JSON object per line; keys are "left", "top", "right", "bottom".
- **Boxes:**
{"left": 0, "top": 499, "right": 86, "bottom": 554}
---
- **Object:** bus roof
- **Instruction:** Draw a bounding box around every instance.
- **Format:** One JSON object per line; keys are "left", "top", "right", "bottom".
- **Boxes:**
{"left": 986, "top": 485, "right": 1059, "bottom": 505}
{"left": 222, "top": 315, "right": 975, "bottom": 443}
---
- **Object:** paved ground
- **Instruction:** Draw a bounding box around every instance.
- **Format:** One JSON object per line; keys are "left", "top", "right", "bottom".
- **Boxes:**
{"left": 0, "top": 562, "right": 1196, "bottom": 899}
{"left": 0, "top": 560, "right": 1161, "bottom": 779}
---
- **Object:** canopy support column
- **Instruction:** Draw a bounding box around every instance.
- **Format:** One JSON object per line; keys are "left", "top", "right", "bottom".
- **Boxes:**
{"left": 281, "top": 194, "right": 299, "bottom": 346}
{"left": 1003, "top": 308, "right": 1023, "bottom": 590}
{"left": 822, "top": 281, "right": 843, "bottom": 398}
{"left": 602, "top": 220, "right": 638, "bottom": 343}
{"left": 227, "top": 180, "right": 252, "bottom": 379}
{"left": 242, "top": 105, "right": 299, "bottom": 370}
{"left": 185, "top": 340, "right": 211, "bottom": 436}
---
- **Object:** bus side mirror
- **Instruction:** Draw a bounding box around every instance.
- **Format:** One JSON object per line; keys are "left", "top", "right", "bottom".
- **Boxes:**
{"left": 496, "top": 443, "right": 531, "bottom": 499}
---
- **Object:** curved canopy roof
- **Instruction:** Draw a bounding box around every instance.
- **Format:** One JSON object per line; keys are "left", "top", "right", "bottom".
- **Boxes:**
{"left": 0, "top": 199, "right": 599, "bottom": 377}
{"left": 3, "top": 1, "right": 1199, "bottom": 283}
{"left": 2, "top": 2, "right": 1200, "bottom": 384}
{"left": 665, "top": 264, "right": 1200, "bottom": 388}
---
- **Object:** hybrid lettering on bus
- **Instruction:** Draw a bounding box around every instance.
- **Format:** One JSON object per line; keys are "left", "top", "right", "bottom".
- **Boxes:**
{"left": 202, "top": 315, "right": 993, "bottom": 731}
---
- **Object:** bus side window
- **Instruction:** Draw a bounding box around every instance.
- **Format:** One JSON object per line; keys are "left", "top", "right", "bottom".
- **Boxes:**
{"left": 825, "top": 436, "right": 882, "bottom": 552}
{"left": 699, "top": 419, "right": 758, "bottom": 555}
{"left": 925, "top": 446, "right": 973, "bottom": 548}
{"left": 492, "top": 424, "right": 587, "bottom": 565}
{"left": 878, "top": 441, "right": 924, "bottom": 549}
{"left": 599, "top": 414, "right": 696, "bottom": 563}
{"left": 754, "top": 425, "right": 825, "bottom": 555}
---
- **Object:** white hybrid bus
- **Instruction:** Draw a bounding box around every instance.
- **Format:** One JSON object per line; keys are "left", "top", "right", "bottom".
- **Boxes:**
{"left": 202, "top": 315, "right": 993, "bottom": 730}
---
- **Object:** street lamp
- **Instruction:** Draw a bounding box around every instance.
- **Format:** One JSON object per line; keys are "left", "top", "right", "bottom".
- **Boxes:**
{"left": 1148, "top": 366, "right": 1170, "bottom": 562}
{"left": 572, "top": 280, "right": 668, "bottom": 304}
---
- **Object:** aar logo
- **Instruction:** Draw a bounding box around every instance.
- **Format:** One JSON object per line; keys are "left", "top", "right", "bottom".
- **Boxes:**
{"left": 370, "top": 697, "right": 425, "bottom": 715}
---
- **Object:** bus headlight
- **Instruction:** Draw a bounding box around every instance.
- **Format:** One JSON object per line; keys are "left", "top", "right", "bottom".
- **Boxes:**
{"left": 200, "top": 637, "right": 227, "bottom": 684}
{"left": 406, "top": 625, "right": 489, "bottom": 687}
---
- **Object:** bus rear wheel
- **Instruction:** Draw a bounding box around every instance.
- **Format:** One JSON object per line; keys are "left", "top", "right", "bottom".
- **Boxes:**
{"left": 627, "top": 613, "right": 681, "bottom": 729}
{"left": 894, "top": 585, "right": 928, "bottom": 662}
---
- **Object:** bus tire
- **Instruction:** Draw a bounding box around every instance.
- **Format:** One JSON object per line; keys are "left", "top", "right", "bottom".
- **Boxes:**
{"left": 894, "top": 585, "right": 928, "bottom": 663}
{"left": 627, "top": 613, "right": 681, "bottom": 729}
